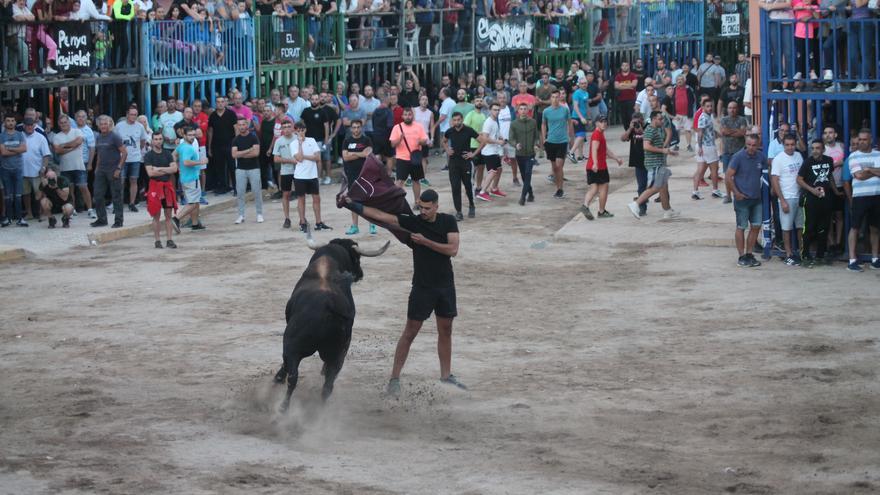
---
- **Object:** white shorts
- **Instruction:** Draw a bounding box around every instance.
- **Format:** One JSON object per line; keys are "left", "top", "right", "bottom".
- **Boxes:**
{"left": 673, "top": 115, "right": 692, "bottom": 132}
{"left": 698, "top": 145, "right": 719, "bottom": 164}
{"left": 778, "top": 197, "right": 804, "bottom": 230}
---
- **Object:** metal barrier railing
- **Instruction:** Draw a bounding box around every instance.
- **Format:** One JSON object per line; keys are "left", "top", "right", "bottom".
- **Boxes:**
{"left": 640, "top": 0, "right": 703, "bottom": 40}
{"left": 143, "top": 19, "right": 255, "bottom": 79}
{"left": 762, "top": 10, "right": 880, "bottom": 87}
{"left": 593, "top": 4, "right": 639, "bottom": 47}
{"left": 1, "top": 19, "right": 141, "bottom": 81}
{"left": 343, "top": 11, "right": 401, "bottom": 53}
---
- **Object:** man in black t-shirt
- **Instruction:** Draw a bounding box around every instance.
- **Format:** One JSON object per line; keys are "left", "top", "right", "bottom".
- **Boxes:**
{"left": 39, "top": 170, "right": 73, "bottom": 229}
{"left": 341, "top": 120, "right": 374, "bottom": 235}
{"left": 320, "top": 92, "right": 341, "bottom": 184}
{"left": 207, "top": 96, "right": 238, "bottom": 193}
{"left": 144, "top": 133, "right": 178, "bottom": 248}
{"left": 443, "top": 112, "right": 479, "bottom": 219}
{"left": 345, "top": 189, "right": 465, "bottom": 398}
{"left": 797, "top": 139, "right": 839, "bottom": 265}
{"left": 300, "top": 93, "right": 331, "bottom": 182}
{"left": 231, "top": 116, "right": 263, "bottom": 224}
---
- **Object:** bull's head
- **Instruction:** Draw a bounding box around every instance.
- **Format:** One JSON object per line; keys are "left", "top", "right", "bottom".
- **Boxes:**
{"left": 307, "top": 238, "right": 390, "bottom": 282}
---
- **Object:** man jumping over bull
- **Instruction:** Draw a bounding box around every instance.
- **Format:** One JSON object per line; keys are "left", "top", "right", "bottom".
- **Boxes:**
{"left": 345, "top": 189, "right": 466, "bottom": 398}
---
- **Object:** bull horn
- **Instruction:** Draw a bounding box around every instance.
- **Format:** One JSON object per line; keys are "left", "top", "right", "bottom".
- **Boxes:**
{"left": 354, "top": 240, "right": 391, "bottom": 257}
{"left": 306, "top": 237, "right": 326, "bottom": 251}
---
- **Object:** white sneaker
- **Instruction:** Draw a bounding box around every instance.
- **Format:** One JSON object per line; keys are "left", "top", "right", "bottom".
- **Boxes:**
{"left": 852, "top": 83, "right": 868, "bottom": 93}
{"left": 663, "top": 209, "right": 680, "bottom": 219}
{"left": 793, "top": 72, "right": 802, "bottom": 81}
{"left": 234, "top": 215, "right": 244, "bottom": 224}
{"left": 88, "top": 208, "right": 97, "bottom": 219}
{"left": 825, "top": 83, "right": 841, "bottom": 93}
{"left": 549, "top": 42, "right": 558, "bottom": 48}
{"left": 822, "top": 69, "right": 833, "bottom": 81}
{"left": 627, "top": 201, "right": 641, "bottom": 219}
{"left": 322, "top": 176, "right": 332, "bottom": 185}
{"left": 44, "top": 66, "right": 57, "bottom": 75}
{"left": 256, "top": 214, "right": 264, "bottom": 223}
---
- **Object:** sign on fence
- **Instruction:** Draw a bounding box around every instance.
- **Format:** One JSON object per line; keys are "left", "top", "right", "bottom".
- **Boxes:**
{"left": 56, "top": 23, "right": 93, "bottom": 73}
{"left": 279, "top": 32, "right": 300, "bottom": 61}
{"left": 721, "top": 13, "right": 740, "bottom": 37}
{"left": 476, "top": 17, "right": 534, "bottom": 53}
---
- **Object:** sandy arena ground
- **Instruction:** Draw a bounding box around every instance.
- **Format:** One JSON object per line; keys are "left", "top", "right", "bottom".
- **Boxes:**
{"left": 1, "top": 135, "right": 879, "bottom": 494}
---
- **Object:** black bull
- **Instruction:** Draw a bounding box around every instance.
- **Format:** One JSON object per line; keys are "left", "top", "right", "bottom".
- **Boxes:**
{"left": 273, "top": 238, "right": 390, "bottom": 411}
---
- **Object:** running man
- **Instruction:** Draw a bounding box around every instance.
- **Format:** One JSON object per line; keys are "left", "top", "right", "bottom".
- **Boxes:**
{"left": 344, "top": 189, "right": 465, "bottom": 398}
{"left": 626, "top": 111, "right": 679, "bottom": 219}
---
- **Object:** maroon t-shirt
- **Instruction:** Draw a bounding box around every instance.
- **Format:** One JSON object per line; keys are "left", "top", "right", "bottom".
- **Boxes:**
{"left": 614, "top": 72, "right": 638, "bottom": 102}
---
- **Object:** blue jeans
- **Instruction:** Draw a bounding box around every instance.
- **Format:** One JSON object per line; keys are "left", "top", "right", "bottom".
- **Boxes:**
{"left": 769, "top": 22, "right": 793, "bottom": 79}
{"left": 0, "top": 166, "right": 23, "bottom": 220}
{"left": 849, "top": 21, "right": 876, "bottom": 80}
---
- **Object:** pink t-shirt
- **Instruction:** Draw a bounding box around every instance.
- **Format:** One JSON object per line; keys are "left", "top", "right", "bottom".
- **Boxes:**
{"left": 793, "top": 0, "right": 818, "bottom": 39}
{"left": 390, "top": 122, "right": 427, "bottom": 162}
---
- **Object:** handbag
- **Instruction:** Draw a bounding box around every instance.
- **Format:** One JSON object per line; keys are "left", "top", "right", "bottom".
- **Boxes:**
{"left": 399, "top": 124, "right": 423, "bottom": 164}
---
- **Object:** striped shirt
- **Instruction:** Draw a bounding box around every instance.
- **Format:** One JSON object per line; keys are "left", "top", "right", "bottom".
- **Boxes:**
{"left": 643, "top": 124, "right": 666, "bottom": 169}
{"left": 848, "top": 150, "right": 880, "bottom": 197}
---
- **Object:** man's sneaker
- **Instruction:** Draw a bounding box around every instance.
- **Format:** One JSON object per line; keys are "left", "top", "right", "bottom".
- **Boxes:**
{"left": 692, "top": 192, "right": 703, "bottom": 200}
{"left": 737, "top": 255, "right": 750, "bottom": 267}
{"left": 871, "top": 259, "right": 880, "bottom": 270}
{"left": 711, "top": 190, "right": 724, "bottom": 198}
{"left": 171, "top": 216, "right": 181, "bottom": 233}
{"left": 723, "top": 196, "right": 733, "bottom": 204}
{"left": 369, "top": 224, "right": 377, "bottom": 235}
{"left": 852, "top": 83, "right": 868, "bottom": 93}
{"left": 315, "top": 222, "right": 332, "bottom": 230}
{"left": 419, "top": 178, "right": 430, "bottom": 187}
{"left": 44, "top": 66, "right": 57, "bottom": 75}
{"left": 662, "top": 209, "right": 680, "bottom": 219}
{"left": 802, "top": 256, "right": 816, "bottom": 268}
{"left": 468, "top": 206, "right": 476, "bottom": 218}
{"left": 553, "top": 189, "right": 565, "bottom": 199}
{"left": 672, "top": 145, "right": 679, "bottom": 151}
{"left": 345, "top": 225, "right": 360, "bottom": 235}
{"left": 513, "top": 178, "right": 522, "bottom": 186}
{"left": 111, "top": 221, "right": 123, "bottom": 228}
{"left": 299, "top": 222, "right": 309, "bottom": 233}
{"left": 48, "top": 216, "right": 57, "bottom": 228}
{"left": 1, "top": 218, "right": 11, "bottom": 228}
{"left": 16, "top": 218, "right": 28, "bottom": 227}
{"left": 386, "top": 378, "right": 401, "bottom": 398}
{"left": 687, "top": 145, "right": 693, "bottom": 152}
{"left": 546, "top": 175, "right": 555, "bottom": 183}
{"left": 567, "top": 151, "right": 577, "bottom": 163}
{"left": 627, "top": 201, "right": 640, "bottom": 219}
{"left": 283, "top": 218, "right": 291, "bottom": 229}
{"left": 166, "top": 240, "right": 177, "bottom": 249}
{"left": 477, "top": 191, "right": 492, "bottom": 202}
{"left": 322, "top": 176, "right": 332, "bottom": 185}
{"left": 90, "top": 219, "right": 107, "bottom": 227}
{"left": 271, "top": 191, "right": 283, "bottom": 200}
{"left": 597, "top": 210, "right": 614, "bottom": 218}
{"left": 783, "top": 256, "right": 800, "bottom": 266}
{"left": 405, "top": 178, "right": 413, "bottom": 187}
{"left": 440, "top": 374, "right": 468, "bottom": 390}
{"left": 191, "top": 223, "right": 206, "bottom": 231}
{"left": 155, "top": 240, "right": 163, "bottom": 249}
{"left": 580, "top": 205, "right": 594, "bottom": 220}
{"left": 747, "top": 253, "right": 762, "bottom": 267}
{"left": 234, "top": 215, "right": 245, "bottom": 224}
{"left": 822, "top": 69, "right": 833, "bottom": 81}
{"left": 199, "top": 196, "right": 209, "bottom": 205}
{"left": 128, "top": 204, "right": 138, "bottom": 212}
{"left": 489, "top": 188, "right": 507, "bottom": 197}
{"left": 62, "top": 217, "right": 70, "bottom": 228}
{"left": 257, "top": 214, "right": 264, "bottom": 223}
{"left": 793, "top": 71, "right": 803, "bottom": 81}
{"left": 847, "top": 261, "right": 864, "bottom": 272}
{"left": 456, "top": 211, "right": 464, "bottom": 220}
{"left": 87, "top": 208, "right": 97, "bottom": 219}
{"left": 527, "top": 193, "right": 534, "bottom": 202}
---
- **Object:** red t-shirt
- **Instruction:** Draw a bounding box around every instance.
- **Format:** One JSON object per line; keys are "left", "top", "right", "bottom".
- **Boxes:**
{"left": 392, "top": 105, "right": 404, "bottom": 125}
{"left": 674, "top": 88, "right": 689, "bottom": 117}
{"left": 511, "top": 93, "right": 537, "bottom": 117}
{"left": 193, "top": 112, "right": 210, "bottom": 147}
{"left": 586, "top": 129, "right": 607, "bottom": 171}
{"left": 614, "top": 72, "right": 638, "bottom": 102}
{"left": 494, "top": 0, "right": 508, "bottom": 16}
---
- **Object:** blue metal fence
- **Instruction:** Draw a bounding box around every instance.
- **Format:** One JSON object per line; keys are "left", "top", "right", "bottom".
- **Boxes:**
{"left": 640, "top": 0, "right": 704, "bottom": 40}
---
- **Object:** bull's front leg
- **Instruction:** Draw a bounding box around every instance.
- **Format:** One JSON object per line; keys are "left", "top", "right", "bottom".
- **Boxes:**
{"left": 273, "top": 362, "right": 287, "bottom": 384}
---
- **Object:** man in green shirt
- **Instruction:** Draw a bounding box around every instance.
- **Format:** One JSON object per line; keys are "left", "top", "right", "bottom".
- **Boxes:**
{"left": 508, "top": 103, "right": 539, "bottom": 205}
{"left": 628, "top": 111, "right": 679, "bottom": 219}
{"left": 463, "top": 97, "right": 488, "bottom": 192}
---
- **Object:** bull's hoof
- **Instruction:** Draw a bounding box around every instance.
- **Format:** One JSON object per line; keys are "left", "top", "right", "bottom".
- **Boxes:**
{"left": 273, "top": 368, "right": 286, "bottom": 384}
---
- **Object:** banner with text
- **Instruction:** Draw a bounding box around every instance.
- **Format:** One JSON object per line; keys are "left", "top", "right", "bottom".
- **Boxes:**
{"left": 57, "top": 23, "right": 93, "bottom": 73}
{"left": 279, "top": 31, "right": 301, "bottom": 62}
{"left": 721, "top": 13, "right": 740, "bottom": 37}
{"left": 476, "top": 17, "right": 534, "bottom": 53}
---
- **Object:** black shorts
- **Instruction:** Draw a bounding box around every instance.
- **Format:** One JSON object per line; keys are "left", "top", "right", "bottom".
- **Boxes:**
{"left": 544, "top": 142, "right": 568, "bottom": 162}
{"left": 850, "top": 195, "right": 880, "bottom": 229}
{"left": 407, "top": 285, "right": 457, "bottom": 321}
{"left": 396, "top": 160, "right": 425, "bottom": 181}
{"left": 470, "top": 148, "right": 484, "bottom": 167}
{"left": 421, "top": 145, "right": 430, "bottom": 157}
{"left": 343, "top": 163, "right": 363, "bottom": 182}
{"left": 483, "top": 154, "right": 502, "bottom": 171}
{"left": 587, "top": 169, "right": 610, "bottom": 185}
{"left": 831, "top": 191, "right": 845, "bottom": 212}
{"left": 294, "top": 178, "right": 320, "bottom": 196}
{"left": 370, "top": 133, "right": 393, "bottom": 157}
{"left": 280, "top": 174, "right": 294, "bottom": 192}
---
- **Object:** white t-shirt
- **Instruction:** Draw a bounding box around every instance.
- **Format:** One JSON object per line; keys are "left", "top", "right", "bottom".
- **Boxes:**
{"left": 272, "top": 134, "right": 296, "bottom": 176}
{"left": 770, "top": 150, "right": 803, "bottom": 199}
{"left": 497, "top": 106, "right": 512, "bottom": 139}
{"left": 159, "top": 111, "right": 183, "bottom": 147}
{"left": 292, "top": 137, "right": 320, "bottom": 180}
{"left": 23, "top": 131, "right": 51, "bottom": 177}
{"left": 438, "top": 97, "right": 456, "bottom": 133}
{"left": 480, "top": 118, "right": 502, "bottom": 156}
{"left": 848, "top": 150, "right": 880, "bottom": 198}
{"left": 53, "top": 129, "right": 85, "bottom": 172}
{"left": 413, "top": 107, "right": 433, "bottom": 138}
{"left": 115, "top": 120, "right": 149, "bottom": 162}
